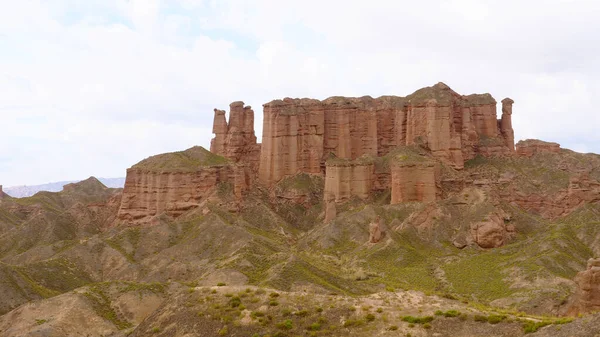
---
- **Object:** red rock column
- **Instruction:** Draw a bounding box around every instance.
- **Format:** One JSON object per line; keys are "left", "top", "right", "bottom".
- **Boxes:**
{"left": 501, "top": 98, "right": 515, "bottom": 152}
{"left": 210, "top": 109, "right": 228, "bottom": 155}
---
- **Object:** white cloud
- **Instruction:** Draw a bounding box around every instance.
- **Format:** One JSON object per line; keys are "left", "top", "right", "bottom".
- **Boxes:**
{"left": 0, "top": 0, "right": 599, "bottom": 186}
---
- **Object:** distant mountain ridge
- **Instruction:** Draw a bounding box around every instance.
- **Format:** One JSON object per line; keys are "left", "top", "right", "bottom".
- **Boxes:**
{"left": 4, "top": 177, "right": 125, "bottom": 198}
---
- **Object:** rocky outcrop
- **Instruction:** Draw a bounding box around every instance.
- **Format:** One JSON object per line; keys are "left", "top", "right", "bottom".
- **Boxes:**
{"left": 390, "top": 156, "right": 438, "bottom": 204}
{"left": 117, "top": 147, "right": 242, "bottom": 224}
{"left": 369, "top": 217, "right": 383, "bottom": 243}
{"left": 570, "top": 258, "right": 600, "bottom": 315}
{"left": 469, "top": 211, "right": 515, "bottom": 248}
{"left": 516, "top": 139, "right": 560, "bottom": 157}
{"left": 211, "top": 102, "right": 261, "bottom": 172}
{"left": 257, "top": 83, "right": 515, "bottom": 186}
{"left": 0, "top": 185, "right": 4, "bottom": 199}
{"left": 324, "top": 157, "right": 374, "bottom": 203}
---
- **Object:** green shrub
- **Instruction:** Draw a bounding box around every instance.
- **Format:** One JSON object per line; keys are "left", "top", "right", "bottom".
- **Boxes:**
{"left": 343, "top": 319, "right": 365, "bottom": 327}
{"left": 269, "top": 300, "right": 279, "bottom": 306}
{"left": 366, "top": 313, "right": 376, "bottom": 322}
{"left": 474, "top": 315, "right": 488, "bottom": 322}
{"left": 217, "top": 282, "right": 226, "bottom": 287}
{"left": 423, "top": 323, "right": 432, "bottom": 329}
{"left": 218, "top": 325, "right": 228, "bottom": 336}
{"left": 308, "top": 322, "right": 321, "bottom": 331}
{"left": 295, "top": 310, "right": 309, "bottom": 317}
{"left": 229, "top": 296, "right": 241, "bottom": 308}
{"left": 276, "top": 319, "right": 293, "bottom": 330}
{"left": 444, "top": 310, "right": 461, "bottom": 318}
{"left": 401, "top": 316, "right": 434, "bottom": 324}
{"left": 387, "top": 325, "right": 399, "bottom": 331}
{"left": 487, "top": 315, "right": 507, "bottom": 324}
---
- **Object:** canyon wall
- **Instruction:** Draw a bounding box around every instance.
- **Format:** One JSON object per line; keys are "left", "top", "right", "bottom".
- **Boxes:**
{"left": 258, "top": 83, "right": 514, "bottom": 186}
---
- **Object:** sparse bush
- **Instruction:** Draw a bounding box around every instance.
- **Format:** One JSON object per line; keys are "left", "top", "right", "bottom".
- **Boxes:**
{"left": 152, "top": 327, "right": 160, "bottom": 333}
{"left": 474, "top": 315, "right": 488, "bottom": 322}
{"left": 487, "top": 315, "right": 507, "bottom": 324}
{"left": 401, "top": 316, "right": 434, "bottom": 324}
{"left": 366, "top": 313, "right": 375, "bottom": 322}
{"left": 229, "top": 296, "right": 241, "bottom": 308}
{"left": 376, "top": 308, "right": 383, "bottom": 313}
{"left": 269, "top": 300, "right": 279, "bottom": 306}
{"left": 276, "top": 319, "right": 293, "bottom": 330}
{"left": 423, "top": 323, "right": 432, "bottom": 329}
{"left": 270, "top": 292, "right": 280, "bottom": 298}
{"left": 218, "top": 325, "right": 228, "bottom": 336}
{"left": 443, "top": 310, "right": 461, "bottom": 318}
{"left": 308, "top": 322, "right": 321, "bottom": 331}
{"left": 217, "top": 282, "right": 226, "bottom": 287}
{"left": 295, "top": 310, "right": 309, "bottom": 317}
{"left": 387, "top": 325, "right": 399, "bottom": 331}
{"left": 343, "top": 319, "right": 365, "bottom": 327}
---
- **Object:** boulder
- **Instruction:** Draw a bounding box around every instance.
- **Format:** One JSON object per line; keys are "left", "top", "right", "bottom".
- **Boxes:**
{"left": 469, "top": 211, "right": 515, "bottom": 248}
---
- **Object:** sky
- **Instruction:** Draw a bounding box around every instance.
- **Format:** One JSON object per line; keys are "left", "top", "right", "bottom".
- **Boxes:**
{"left": 1, "top": 0, "right": 599, "bottom": 186}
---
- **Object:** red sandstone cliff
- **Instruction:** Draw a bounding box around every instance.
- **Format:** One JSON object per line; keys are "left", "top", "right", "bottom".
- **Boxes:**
{"left": 258, "top": 82, "right": 514, "bottom": 186}
{"left": 117, "top": 147, "right": 242, "bottom": 225}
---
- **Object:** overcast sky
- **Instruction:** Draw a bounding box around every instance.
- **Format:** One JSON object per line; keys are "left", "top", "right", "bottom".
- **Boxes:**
{"left": 1, "top": 0, "right": 599, "bottom": 186}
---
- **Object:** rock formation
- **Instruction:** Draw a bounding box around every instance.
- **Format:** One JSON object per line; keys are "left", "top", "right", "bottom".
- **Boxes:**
{"left": 258, "top": 83, "right": 515, "bottom": 186}
{"left": 500, "top": 98, "right": 515, "bottom": 151}
{"left": 369, "top": 217, "right": 383, "bottom": 243}
{"left": 570, "top": 258, "right": 600, "bottom": 314}
{"left": 469, "top": 211, "right": 515, "bottom": 248}
{"left": 117, "top": 147, "right": 242, "bottom": 224}
{"left": 324, "top": 157, "right": 374, "bottom": 203}
{"left": 122, "top": 82, "right": 523, "bottom": 224}
{"left": 516, "top": 139, "right": 561, "bottom": 157}
{"left": 210, "top": 101, "right": 261, "bottom": 172}
{"left": 0, "top": 185, "right": 4, "bottom": 199}
{"left": 390, "top": 156, "right": 438, "bottom": 204}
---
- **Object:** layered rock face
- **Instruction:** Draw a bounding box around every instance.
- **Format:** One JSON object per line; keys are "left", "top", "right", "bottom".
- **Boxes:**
{"left": 258, "top": 83, "right": 514, "bottom": 186}
{"left": 570, "top": 258, "right": 600, "bottom": 314}
{"left": 516, "top": 139, "right": 561, "bottom": 157}
{"left": 324, "top": 158, "right": 374, "bottom": 203}
{"left": 117, "top": 147, "right": 241, "bottom": 224}
{"left": 390, "top": 158, "right": 438, "bottom": 204}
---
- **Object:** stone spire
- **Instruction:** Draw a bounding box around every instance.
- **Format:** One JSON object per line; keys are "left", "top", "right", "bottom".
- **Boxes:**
{"left": 501, "top": 98, "right": 515, "bottom": 151}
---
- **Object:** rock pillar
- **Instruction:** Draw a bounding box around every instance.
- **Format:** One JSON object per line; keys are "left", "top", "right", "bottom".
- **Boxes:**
{"left": 501, "top": 98, "right": 515, "bottom": 151}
